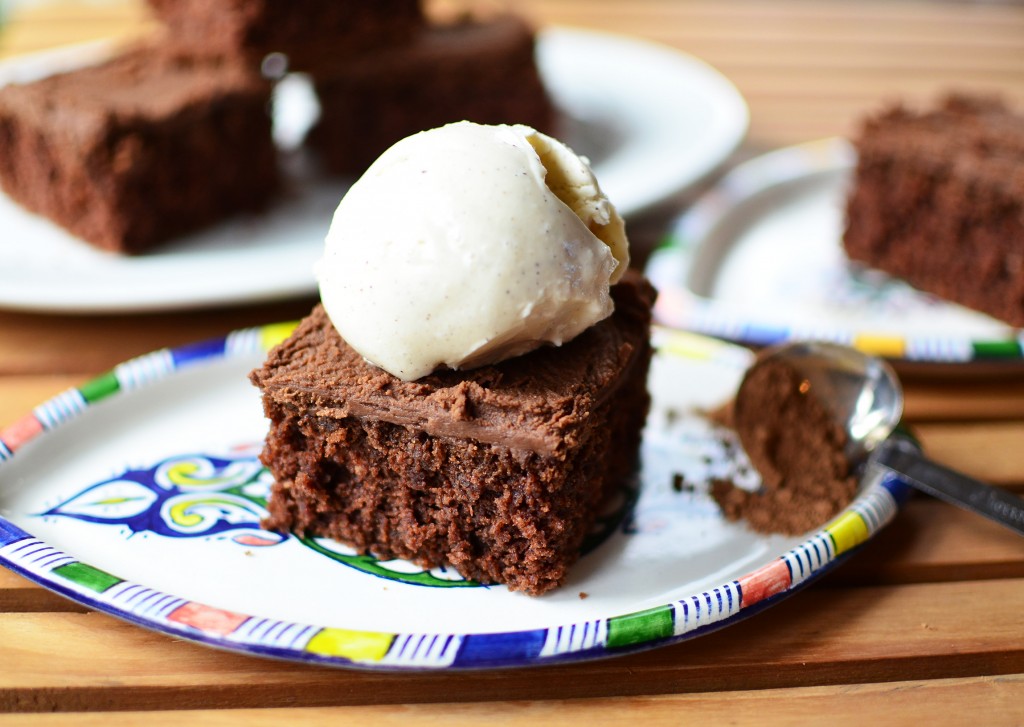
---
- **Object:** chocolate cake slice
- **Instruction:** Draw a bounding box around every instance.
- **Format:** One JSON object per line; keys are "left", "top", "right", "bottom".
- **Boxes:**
{"left": 250, "top": 272, "right": 655, "bottom": 596}
{"left": 842, "top": 94, "right": 1024, "bottom": 325}
{"left": 145, "top": 0, "right": 424, "bottom": 73}
{"left": 0, "top": 45, "right": 278, "bottom": 254}
{"left": 307, "top": 14, "right": 555, "bottom": 176}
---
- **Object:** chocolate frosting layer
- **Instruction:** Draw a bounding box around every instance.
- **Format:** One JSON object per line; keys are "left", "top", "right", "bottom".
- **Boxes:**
{"left": 251, "top": 271, "right": 656, "bottom": 456}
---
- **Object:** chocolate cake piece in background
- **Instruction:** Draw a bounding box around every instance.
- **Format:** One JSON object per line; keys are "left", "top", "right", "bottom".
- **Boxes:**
{"left": 0, "top": 45, "right": 278, "bottom": 254}
{"left": 145, "top": 0, "right": 425, "bottom": 73}
{"left": 250, "top": 272, "right": 655, "bottom": 596}
{"left": 307, "top": 14, "right": 555, "bottom": 177}
{"left": 842, "top": 94, "right": 1024, "bottom": 326}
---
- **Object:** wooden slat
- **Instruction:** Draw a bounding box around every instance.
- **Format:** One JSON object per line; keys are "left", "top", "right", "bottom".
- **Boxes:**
{"left": 0, "top": 569, "right": 86, "bottom": 614}
{"left": 902, "top": 380, "right": 1024, "bottom": 424}
{"left": 517, "top": 0, "right": 1024, "bottom": 147}
{"left": 0, "top": 579, "right": 1021, "bottom": 712}
{"left": 0, "top": 2, "right": 156, "bottom": 58}
{"left": 515, "top": 1, "right": 1024, "bottom": 56}
{"left": 1, "top": 1, "right": 1023, "bottom": 721}
{"left": 913, "top": 422, "right": 1024, "bottom": 488}
{"left": 4, "top": 0, "right": 1020, "bottom": 150}
{"left": 2, "top": 674, "right": 1022, "bottom": 726}
{"left": 0, "top": 298, "right": 316, "bottom": 378}
{"left": 522, "top": 0, "right": 1024, "bottom": 38}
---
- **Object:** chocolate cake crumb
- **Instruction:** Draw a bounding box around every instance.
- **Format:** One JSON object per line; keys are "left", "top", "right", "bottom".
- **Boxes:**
{"left": 711, "top": 354, "right": 858, "bottom": 536}
{"left": 671, "top": 472, "right": 697, "bottom": 494}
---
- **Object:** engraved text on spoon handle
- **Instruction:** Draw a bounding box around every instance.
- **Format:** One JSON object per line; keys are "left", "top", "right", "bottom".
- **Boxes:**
{"left": 875, "top": 439, "right": 1024, "bottom": 537}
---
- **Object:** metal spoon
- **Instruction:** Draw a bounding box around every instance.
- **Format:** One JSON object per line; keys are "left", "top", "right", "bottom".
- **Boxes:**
{"left": 735, "top": 341, "right": 1024, "bottom": 536}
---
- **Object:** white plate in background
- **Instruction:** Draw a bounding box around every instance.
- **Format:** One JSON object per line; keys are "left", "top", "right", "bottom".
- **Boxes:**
{"left": 0, "top": 28, "right": 747, "bottom": 314}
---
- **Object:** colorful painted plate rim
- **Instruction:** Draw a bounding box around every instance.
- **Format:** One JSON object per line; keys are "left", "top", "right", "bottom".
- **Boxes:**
{"left": 645, "top": 137, "right": 1024, "bottom": 367}
{"left": 0, "top": 325, "right": 910, "bottom": 671}
{"left": 0, "top": 27, "right": 747, "bottom": 314}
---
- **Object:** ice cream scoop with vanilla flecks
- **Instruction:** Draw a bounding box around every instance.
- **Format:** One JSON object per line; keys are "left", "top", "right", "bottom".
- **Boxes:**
{"left": 316, "top": 120, "right": 630, "bottom": 381}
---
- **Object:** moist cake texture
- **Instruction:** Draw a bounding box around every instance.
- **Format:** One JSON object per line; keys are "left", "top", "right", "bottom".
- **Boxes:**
{"left": 251, "top": 273, "right": 655, "bottom": 595}
{"left": 0, "top": 46, "right": 278, "bottom": 254}
{"left": 308, "top": 15, "right": 555, "bottom": 176}
{"left": 842, "top": 94, "right": 1024, "bottom": 326}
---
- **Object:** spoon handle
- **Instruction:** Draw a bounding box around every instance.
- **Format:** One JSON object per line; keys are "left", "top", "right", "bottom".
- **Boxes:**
{"left": 874, "top": 438, "right": 1024, "bottom": 537}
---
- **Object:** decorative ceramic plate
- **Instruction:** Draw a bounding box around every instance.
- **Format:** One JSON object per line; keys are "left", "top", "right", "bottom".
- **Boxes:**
{"left": 0, "top": 325, "right": 909, "bottom": 670}
{"left": 0, "top": 27, "right": 747, "bottom": 314}
{"left": 645, "top": 138, "right": 1024, "bottom": 366}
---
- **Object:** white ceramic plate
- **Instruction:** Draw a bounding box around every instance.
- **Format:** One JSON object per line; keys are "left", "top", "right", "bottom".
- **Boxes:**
{"left": 0, "top": 325, "right": 907, "bottom": 670}
{"left": 646, "top": 138, "right": 1024, "bottom": 365}
{"left": 535, "top": 26, "right": 748, "bottom": 217}
{"left": 0, "top": 28, "right": 747, "bottom": 314}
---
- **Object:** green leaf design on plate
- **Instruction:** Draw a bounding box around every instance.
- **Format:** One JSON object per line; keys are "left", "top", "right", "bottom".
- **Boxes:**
{"left": 297, "top": 536, "right": 479, "bottom": 589}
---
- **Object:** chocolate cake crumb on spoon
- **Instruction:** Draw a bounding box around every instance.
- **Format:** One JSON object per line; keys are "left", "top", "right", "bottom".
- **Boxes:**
{"left": 722, "top": 342, "right": 1024, "bottom": 537}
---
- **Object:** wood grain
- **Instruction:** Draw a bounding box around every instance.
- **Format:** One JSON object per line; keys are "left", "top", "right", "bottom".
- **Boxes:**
{"left": 3, "top": 0, "right": 1022, "bottom": 150}
{"left": 1, "top": 674, "right": 1022, "bottom": 725}
{"left": 1, "top": 1, "right": 1024, "bottom": 723}
{"left": 0, "top": 299, "right": 316, "bottom": 378}
{"left": 0, "top": 569, "right": 86, "bottom": 614}
{"left": 0, "top": 579, "right": 1021, "bottom": 712}
{"left": 516, "top": 0, "right": 1024, "bottom": 148}
{"left": 912, "top": 422, "right": 1024, "bottom": 487}
{"left": 0, "top": 2, "right": 155, "bottom": 57}
{"left": 902, "top": 378, "right": 1024, "bottom": 423}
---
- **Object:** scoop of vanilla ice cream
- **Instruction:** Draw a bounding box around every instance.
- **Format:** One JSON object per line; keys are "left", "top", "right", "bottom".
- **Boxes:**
{"left": 317, "top": 121, "right": 630, "bottom": 381}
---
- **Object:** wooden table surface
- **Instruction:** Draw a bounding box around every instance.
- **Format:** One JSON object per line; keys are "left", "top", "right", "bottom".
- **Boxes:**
{"left": 2, "top": 1, "right": 1024, "bottom": 723}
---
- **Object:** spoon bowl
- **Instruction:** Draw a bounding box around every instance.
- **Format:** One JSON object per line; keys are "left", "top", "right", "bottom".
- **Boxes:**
{"left": 735, "top": 341, "right": 903, "bottom": 467}
{"left": 736, "top": 342, "right": 1024, "bottom": 537}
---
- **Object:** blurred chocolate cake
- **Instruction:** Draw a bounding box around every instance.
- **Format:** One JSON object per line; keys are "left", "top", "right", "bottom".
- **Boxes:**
{"left": 0, "top": 46, "right": 277, "bottom": 253}
{"left": 843, "top": 94, "right": 1024, "bottom": 325}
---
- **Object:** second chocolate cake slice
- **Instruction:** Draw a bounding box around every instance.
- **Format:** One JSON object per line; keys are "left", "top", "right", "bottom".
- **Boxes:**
{"left": 250, "top": 273, "right": 654, "bottom": 596}
{"left": 842, "top": 94, "right": 1024, "bottom": 325}
{"left": 0, "top": 45, "right": 278, "bottom": 254}
{"left": 307, "top": 15, "right": 555, "bottom": 176}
